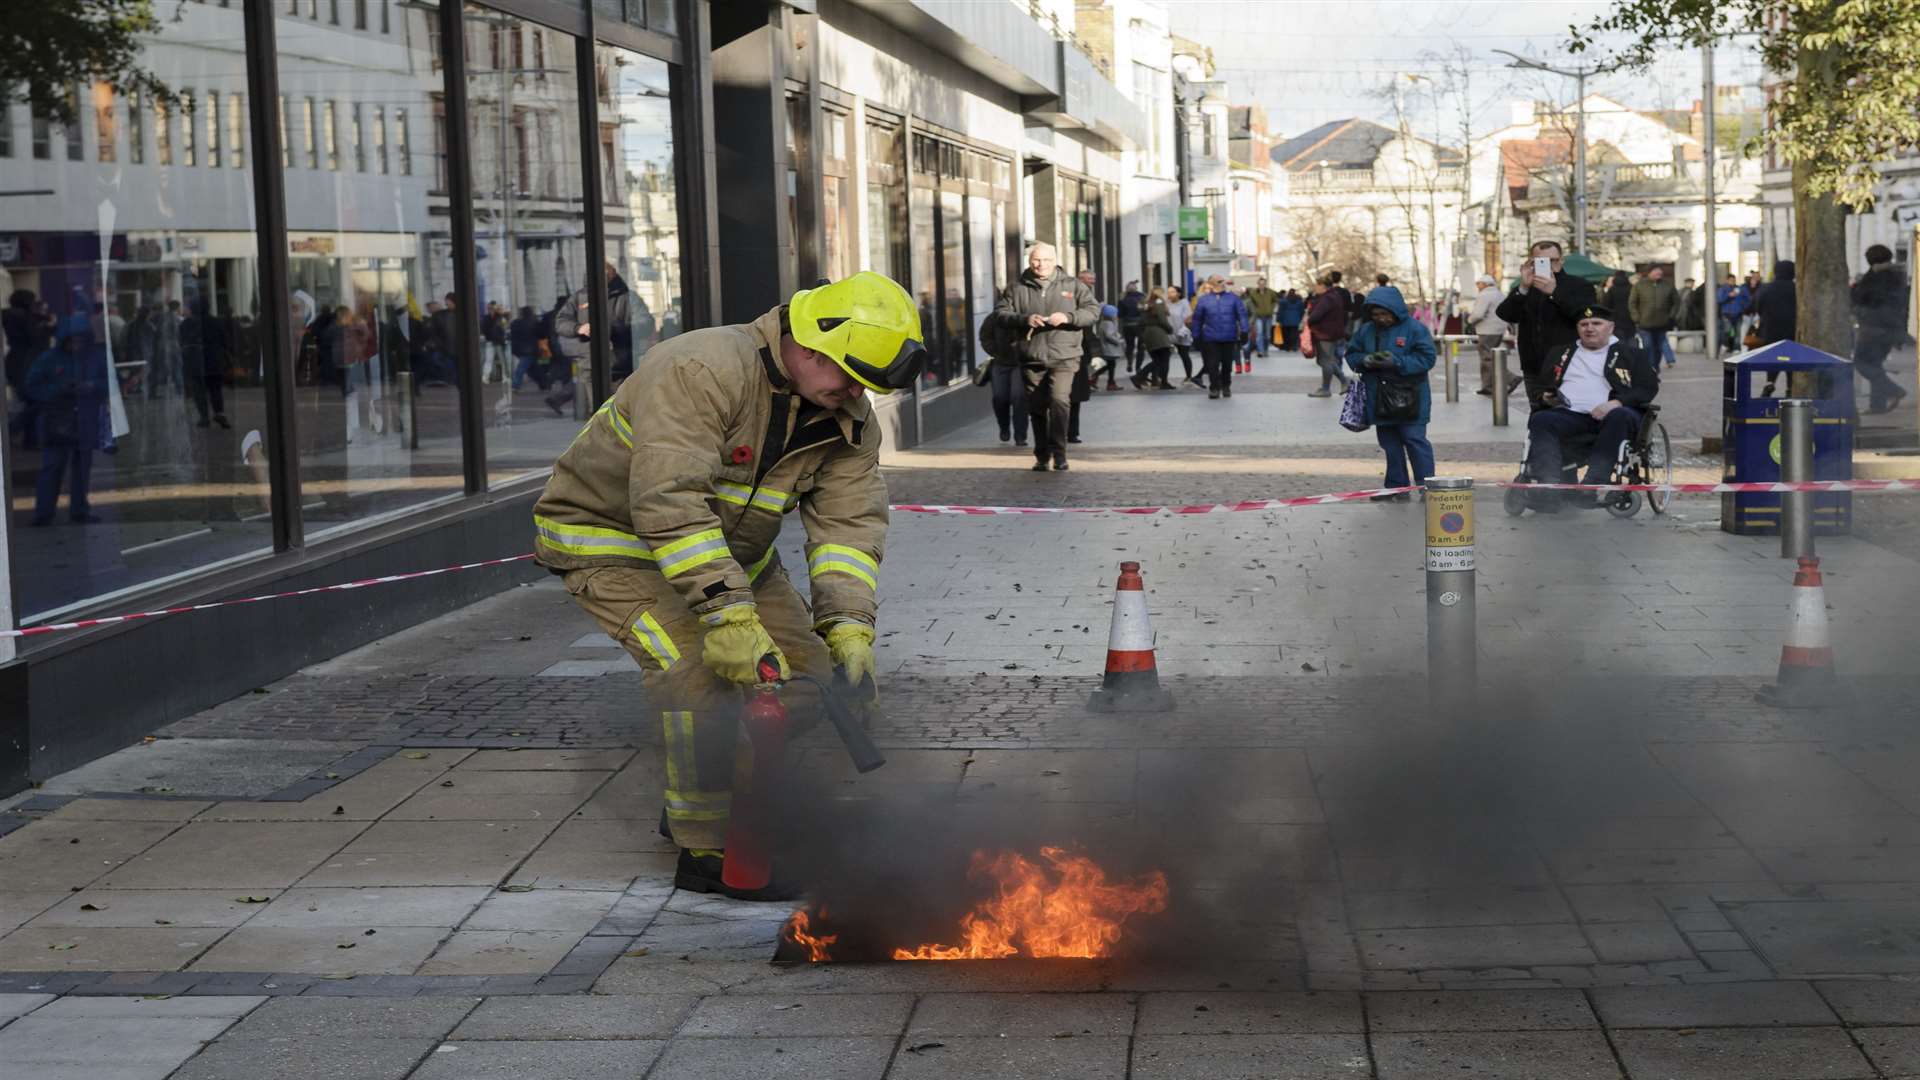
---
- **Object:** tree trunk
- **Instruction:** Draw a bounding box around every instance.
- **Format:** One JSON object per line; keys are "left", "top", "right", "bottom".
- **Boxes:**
{"left": 1791, "top": 145, "right": 1851, "bottom": 358}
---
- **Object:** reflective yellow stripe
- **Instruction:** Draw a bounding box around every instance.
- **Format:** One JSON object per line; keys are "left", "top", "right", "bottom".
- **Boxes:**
{"left": 663, "top": 709, "right": 728, "bottom": 820}
{"left": 629, "top": 611, "right": 681, "bottom": 669}
{"left": 744, "top": 548, "right": 775, "bottom": 583}
{"left": 534, "top": 514, "right": 654, "bottom": 559}
{"left": 713, "top": 480, "right": 797, "bottom": 514}
{"left": 604, "top": 402, "right": 633, "bottom": 448}
{"left": 656, "top": 529, "right": 730, "bottom": 578}
{"left": 808, "top": 544, "right": 879, "bottom": 590}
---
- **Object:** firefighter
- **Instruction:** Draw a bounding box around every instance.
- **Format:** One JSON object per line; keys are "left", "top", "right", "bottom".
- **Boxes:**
{"left": 532, "top": 272, "right": 925, "bottom": 900}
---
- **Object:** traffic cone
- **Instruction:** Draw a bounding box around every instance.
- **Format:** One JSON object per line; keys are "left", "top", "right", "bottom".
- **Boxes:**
{"left": 1757, "top": 556, "right": 1839, "bottom": 709}
{"left": 1088, "top": 562, "right": 1175, "bottom": 713}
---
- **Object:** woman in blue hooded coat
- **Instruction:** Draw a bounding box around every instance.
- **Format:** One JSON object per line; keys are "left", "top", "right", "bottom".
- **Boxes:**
{"left": 1345, "top": 286, "right": 1437, "bottom": 501}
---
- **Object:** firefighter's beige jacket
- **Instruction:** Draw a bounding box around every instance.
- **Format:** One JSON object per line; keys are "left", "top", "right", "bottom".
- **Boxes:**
{"left": 532, "top": 307, "right": 886, "bottom": 626}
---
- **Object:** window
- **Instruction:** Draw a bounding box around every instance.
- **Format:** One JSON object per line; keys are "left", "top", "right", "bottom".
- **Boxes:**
{"left": 64, "top": 85, "right": 82, "bottom": 161}
{"left": 511, "top": 25, "right": 524, "bottom": 72}
{"left": 31, "top": 104, "right": 50, "bottom": 159}
{"left": 205, "top": 90, "right": 220, "bottom": 166}
{"left": 154, "top": 97, "right": 171, "bottom": 164}
{"left": 865, "top": 119, "right": 907, "bottom": 284}
{"left": 329, "top": 0, "right": 340, "bottom": 24}
{"left": 227, "top": 92, "right": 244, "bottom": 168}
{"left": 127, "top": 89, "right": 144, "bottom": 164}
{"left": 430, "top": 102, "right": 446, "bottom": 189}
{"left": 598, "top": 42, "right": 681, "bottom": 391}
{"left": 371, "top": 104, "right": 386, "bottom": 173}
{"left": 381, "top": 0, "right": 389, "bottom": 33}
{"left": 272, "top": 0, "right": 465, "bottom": 538}
{"left": 181, "top": 91, "right": 196, "bottom": 166}
{"left": 0, "top": 87, "right": 12, "bottom": 158}
{"left": 511, "top": 112, "right": 529, "bottom": 193}
{"left": 302, "top": 97, "right": 317, "bottom": 168}
{"left": 532, "top": 30, "right": 545, "bottom": 78}
{"left": 323, "top": 100, "right": 338, "bottom": 170}
{"left": 12, "top": 17, "right": 269, "bottom": 625}
{"left": 489, "top": 23, "right": 503, "bottom": 70}
{"left": 93, "top": 82, "right": 116, "bottom": 162}
{"left": 395, "top": 107, "right": 411, "bottom": 175}
{"left": 820, "top": 107, "right": 854, "bottom": 283}
{"left": 277, "top": 95, "right": 289, "bottom": 167}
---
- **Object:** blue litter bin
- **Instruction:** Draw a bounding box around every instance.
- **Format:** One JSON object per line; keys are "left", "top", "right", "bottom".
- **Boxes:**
{"left": 1722, "top": 340, "right": 1854, "bottom": 536}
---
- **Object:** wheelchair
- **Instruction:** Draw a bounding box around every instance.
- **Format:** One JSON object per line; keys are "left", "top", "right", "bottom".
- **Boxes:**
{"left": 1502, "top": 403, "right": 1672, "bottom": 519}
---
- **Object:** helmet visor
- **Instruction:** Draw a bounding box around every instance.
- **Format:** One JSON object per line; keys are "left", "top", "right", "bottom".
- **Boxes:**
{"left": 836, "top": 334, "right": 927, "bottom": 393}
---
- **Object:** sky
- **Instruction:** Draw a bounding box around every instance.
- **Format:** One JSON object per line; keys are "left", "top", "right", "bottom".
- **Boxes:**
{"left": 1170, "top": 0, "right": 1766, "bottom": 148}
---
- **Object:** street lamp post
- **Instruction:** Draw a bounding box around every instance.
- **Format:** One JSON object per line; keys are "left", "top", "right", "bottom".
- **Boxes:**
{"left": 1495, "top": 50, "right": 1615, "bottom": 254}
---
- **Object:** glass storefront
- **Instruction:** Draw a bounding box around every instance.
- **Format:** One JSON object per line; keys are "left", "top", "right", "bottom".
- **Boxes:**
{"left": 3, "top": 2, "right": 272, "bottom": 620}
{"left": 278, "top": 0, "right": 466, "bottom": 536}
{"left": 909, "top": 132, "right": 1011, "bottom": 390}
{"left": 1, "top": 0, "right": 688, "bottom": 634}
{"left": 598, "top": 43, "right": 681, "bottom": 389}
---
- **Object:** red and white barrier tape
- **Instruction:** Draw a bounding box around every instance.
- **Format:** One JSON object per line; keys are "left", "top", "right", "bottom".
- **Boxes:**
{"left": 6, "top": 477, "right": 1915, "bottom": 638}
{"left": 890, "top": 477, "right": 1920, "bottom": 516}
{"left": 2, "top": 554, "right": 537, "bottom": 639}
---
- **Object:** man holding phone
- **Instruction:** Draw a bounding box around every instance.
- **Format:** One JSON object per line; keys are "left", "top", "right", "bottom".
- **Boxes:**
{"left": 1495, "top": 240, "right": 1596, "bottom": 410}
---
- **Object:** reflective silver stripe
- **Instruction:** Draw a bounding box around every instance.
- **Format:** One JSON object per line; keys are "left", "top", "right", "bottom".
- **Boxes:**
{"left": 655, "top": 535, "right": 731, "bottom": 578}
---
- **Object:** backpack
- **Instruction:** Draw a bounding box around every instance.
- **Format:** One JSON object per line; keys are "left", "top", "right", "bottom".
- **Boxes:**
{"left": 978, "top": 311, "right": 1018, "bottom": 364}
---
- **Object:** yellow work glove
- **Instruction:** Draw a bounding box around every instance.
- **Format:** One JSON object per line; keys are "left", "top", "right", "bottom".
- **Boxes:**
{"left": 700, "top": 604, "right": 789, "bottom": 686}
{"left": 822, "top": 621, "right": 878, "bottom": 699}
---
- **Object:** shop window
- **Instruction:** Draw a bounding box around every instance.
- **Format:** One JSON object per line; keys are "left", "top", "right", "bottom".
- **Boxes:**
{"left": 7, "top": 18, "right": 269, "bottom": 626}
{"left": 596, "top": 43, "right": 682, "bottom": 391}
{"left": 820, "top": 107, "right": 853, "bottom": 283}
{"left": 865, "top": 119, "right": 907, "bottom": 285}
{"left": 276, "top": 0, "right": 465, "bottom": 538}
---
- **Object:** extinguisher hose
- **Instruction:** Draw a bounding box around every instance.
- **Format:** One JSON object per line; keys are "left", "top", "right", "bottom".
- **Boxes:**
{"left": 784, "top": 673, "right": 888, "bottom": 775}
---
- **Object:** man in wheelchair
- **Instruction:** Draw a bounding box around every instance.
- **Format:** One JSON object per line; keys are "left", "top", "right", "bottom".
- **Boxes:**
{"left": 1523, "top": 303, "right": 1659, "bottom": 512}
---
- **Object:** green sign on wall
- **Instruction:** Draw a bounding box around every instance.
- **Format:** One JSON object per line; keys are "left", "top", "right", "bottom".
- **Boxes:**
{"left": 1177, "top": 207, "right": 1209, "bottom": 243}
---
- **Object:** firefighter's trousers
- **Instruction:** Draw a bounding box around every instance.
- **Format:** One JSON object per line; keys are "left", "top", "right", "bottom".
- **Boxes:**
{"left": 562, "top": 562, "right": 832, "bottom": 851}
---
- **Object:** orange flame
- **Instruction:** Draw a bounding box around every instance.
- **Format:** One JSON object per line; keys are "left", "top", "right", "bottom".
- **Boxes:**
{"left": 781, "top": 908, "right": 838, "bottom": 962}
{"left": 892, "top": 846, "right": 1169, "bottom": 961}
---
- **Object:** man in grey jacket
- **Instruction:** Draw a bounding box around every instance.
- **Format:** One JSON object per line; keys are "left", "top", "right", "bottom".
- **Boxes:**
{"left": 993, "top": 242, "right": 1098, "bottom": 472}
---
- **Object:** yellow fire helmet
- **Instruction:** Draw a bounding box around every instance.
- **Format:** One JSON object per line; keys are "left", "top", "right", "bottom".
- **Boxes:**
{"left": 787, "top": 271, "right": 928, "bottom": 393}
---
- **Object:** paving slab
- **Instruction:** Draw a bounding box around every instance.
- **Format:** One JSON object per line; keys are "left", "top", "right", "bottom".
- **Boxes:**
{"left": 0, "top": 820, "right": 182, "bottom": 891}
{"left": 1816, "top": 980, "right": 1920, "bottom": 1024}
{"left": 29, "top": 889, "right": 270, "bottom": 929}
{"left": 246, "top": 886, "right": 492, "bottom": 928}
{"left": 904, "top": 992, "right": 1136, "bottom": 1038}
{"left": 1854, "top": 1027, "right": 1920, "bottom": 1077}
{"left": 679, "top": 993, "right": 913, "bottom": 1038}
{"left": 1609, "top": 1026, "right": 1875, "bottom": 1080}
{"left": 1346, "top": 887, "right": 1573, "bottom": 930}
{"left": 1591, "top": 981, "right": 1837, "bottom": 1027}
{"left": 460, "top": 889, "right": 622, "bottom": 932}
{"left": 0, "top": 926, "right": 219, "bottom": 971}
{"left": 1129, "top": 1033, "right": 1373, "bottom": 1080}
{"left": 449, "top": 994, "right": 694, "bottom": 1040}
{"left": 456, "top": 749, "right": 637, "bottom": 771}
{"left": 647, "top": 1035, "right": 895, "bottom": 1080}
{"left": 187, "top": 925, "right": 450, "bottom": 975}
{"left": 504, "top": 850, "right": 669, "bottom": 891}
{"left": 0, "top": 891, "right": 69, "bottom": 932}
{"left": 1728, "top": 901, "right": 1920, "bottom": 975}
{"left": 100, "top": 822, "right": 363, "bottom": 890}
{"left": 1364, "top": 988, "right": 1598, "bottom": 1031}
{"left": 32, "top": 995, "right": 264, "bottom": 1019}
{"left": 46, "top": 799, "right": 216, "bottom": 821}
{"left": 220, "top": 995, "right": 478, "bottom": 1039}
{"left": 415, "top": 930, "right": 581, "bottom": 975}
{"left": 1134, "top": 990, "right": 1362, "bottom": 1034}
{"left": 1585, "top": 921, "right": 1696, "bottom": 964}
{"left": 886, "top": 1034, "right": 1130, "bottom": 1079}
{"left": 167, "top": 1036, "right": 439, "bottom": 1080}
{"left": 1357, "top": 925, "right": 1596, "bottom": 970}
{"left": 299, "top": 849, "right": 529, "bottom": 888}
{"left": 412, "top": 1038, "right": 666, "bottom": 1078}
{"left": 0, "top": 1015, "right": 236, "bottom": 1064}
{"left": 0, "top": 991, "right": 54, "bottom": 1025}
{"left": 1370, "top": 1030, "right": 1622, "bottom": 1079}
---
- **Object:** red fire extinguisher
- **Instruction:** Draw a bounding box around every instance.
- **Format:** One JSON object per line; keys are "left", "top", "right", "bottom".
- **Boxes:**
{"left": 721, "top": 656, "right": 789, "bottom": 892}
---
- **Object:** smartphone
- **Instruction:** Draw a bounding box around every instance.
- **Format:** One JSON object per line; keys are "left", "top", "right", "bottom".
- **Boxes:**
{"left": 1533, "top": 256, "right": 1553, "bottom": 280}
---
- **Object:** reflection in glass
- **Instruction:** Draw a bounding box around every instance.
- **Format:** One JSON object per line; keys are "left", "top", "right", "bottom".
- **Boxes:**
{"left": 4, "top": 1, "right": 270, "bottom": 623}
{"left": 597, "top": 43, "right": 680, "bottom": 388}
{"left": 466, "top": 7, "right": 589, "bottom": 484}
{"left": 276, "top": 0, "right": 465, "bottom": 536}
{"left": 939, "top": 189, "right": 967, "bottom": 385}
{"left": 909, "top": 185, "right": 936, "bottom": 388}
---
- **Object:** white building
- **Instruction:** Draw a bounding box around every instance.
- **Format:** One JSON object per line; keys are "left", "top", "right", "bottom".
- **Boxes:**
{"left": 1070, "top": 0, "right": 1181, "bottom": 293}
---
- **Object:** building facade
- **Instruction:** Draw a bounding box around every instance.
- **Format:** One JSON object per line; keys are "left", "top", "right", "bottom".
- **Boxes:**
{"left": 0, "top": 0, "right": 1145, "bottom": 793}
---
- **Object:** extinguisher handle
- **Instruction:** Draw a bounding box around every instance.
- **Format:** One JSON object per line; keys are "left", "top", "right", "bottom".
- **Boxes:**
{"left": 755, "top": 655, "right": 784, "bottom": 685}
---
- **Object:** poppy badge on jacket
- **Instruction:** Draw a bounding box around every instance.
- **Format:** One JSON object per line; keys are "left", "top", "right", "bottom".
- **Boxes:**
{"left": 1394, "top": 337, "right": 1407, "bottom": 347}
{"left": 730, "top": 445, "right": 753, "bottom": 466}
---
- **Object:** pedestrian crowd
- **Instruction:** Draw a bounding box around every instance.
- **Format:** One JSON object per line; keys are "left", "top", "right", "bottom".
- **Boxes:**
{"left": 976, "top": 239, "right": 1911, "bottom": 496}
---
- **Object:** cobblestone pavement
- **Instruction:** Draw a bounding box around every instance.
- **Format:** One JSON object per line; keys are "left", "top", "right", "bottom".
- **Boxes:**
{"left": 5, "top": 362, "right": 1920, "bottom": 1078}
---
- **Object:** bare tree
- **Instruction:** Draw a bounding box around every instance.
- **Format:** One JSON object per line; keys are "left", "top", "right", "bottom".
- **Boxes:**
{"left": 1274, "top": 208, "right": 1387, "bottom": 288}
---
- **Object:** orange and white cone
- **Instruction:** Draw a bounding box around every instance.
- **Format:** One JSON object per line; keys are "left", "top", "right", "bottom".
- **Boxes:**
{"left": 1758, "top": 556, "right": 1839, "bottom": 708}
{"left": 1088, "top": 561, "right": 1175, "bottom": 713}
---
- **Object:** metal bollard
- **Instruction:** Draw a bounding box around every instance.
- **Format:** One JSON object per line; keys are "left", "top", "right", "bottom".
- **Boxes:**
{"left": 1424, "top": 477, "right": 1477, "bottom": 715}
{"left": 1444, "top": 340, "right": 1460, "bottom": 403}
{"left": 1491, "top": 347, "right": 1510, "bottom": 427}
{"left": 1780, "top": 399, "right": 1815, "bottom": 559}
